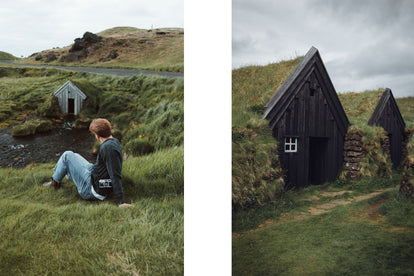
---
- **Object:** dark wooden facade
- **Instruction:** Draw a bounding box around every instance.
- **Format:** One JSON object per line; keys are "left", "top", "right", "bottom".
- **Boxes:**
{"left": 368, "top": 88, "right": 406, "bottom": 167}
{"left": 263, "top": 47, "right": 349, "bottom": 189}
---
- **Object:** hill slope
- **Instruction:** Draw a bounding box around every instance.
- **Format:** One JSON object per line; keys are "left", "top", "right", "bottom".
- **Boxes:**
{"left": 0, "top": 51, "right": 18, "bottom": 61}
{"left": 24, "top": 26, "right": 184, "bottom": 72}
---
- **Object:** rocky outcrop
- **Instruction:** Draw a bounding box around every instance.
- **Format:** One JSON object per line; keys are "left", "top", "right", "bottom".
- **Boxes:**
{"left": 70, "top": 32, "right": 102, "bottom": 52}
{"left": 60, "top": 32, "right": 102, "bottom": 62}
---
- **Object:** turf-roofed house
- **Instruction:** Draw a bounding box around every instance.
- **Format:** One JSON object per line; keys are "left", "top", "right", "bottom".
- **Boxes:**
{"left": 368, "top": 88, "right": 406, "bottom": 168}
{"left": 263, "top": 46, "right": 350, "bottom": 189}
{"left": 53, "top": 80, "right": 87, "bottom": 115}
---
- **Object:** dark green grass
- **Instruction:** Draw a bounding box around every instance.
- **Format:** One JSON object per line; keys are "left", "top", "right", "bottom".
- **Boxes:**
{"left": 0, "top": 148, "right": 183, "bottom": 275}
{"left": 233, "top": 172, "right": 400, "bottom": 233}
{"left": 0, "top": 67, "right": 184, "bottom": 155}
{"left": 233, "top": 188, "right": 414, "bottom": 275}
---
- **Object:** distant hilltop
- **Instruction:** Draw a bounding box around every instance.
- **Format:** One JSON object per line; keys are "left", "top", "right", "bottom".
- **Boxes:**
{"left": 0, "top": 51, "right": 18, "bottom": 61}
{"left": 24, "top": 26, "right": 184, "bottom": 73}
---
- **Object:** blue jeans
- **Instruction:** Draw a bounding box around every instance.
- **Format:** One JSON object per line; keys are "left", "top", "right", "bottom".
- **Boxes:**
{"left": 52, "top": 151, "right": 98, "bottom": 200}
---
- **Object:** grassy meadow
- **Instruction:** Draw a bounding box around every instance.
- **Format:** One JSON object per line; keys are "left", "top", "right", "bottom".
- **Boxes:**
{"left": 232, "top": 57, "right": 414, "bottom": 275}
{"left": 0, "top": 65, "right": 184, "bottom": 274}
{"left": 0, "top": 149, "right": 183, "bottom": 274}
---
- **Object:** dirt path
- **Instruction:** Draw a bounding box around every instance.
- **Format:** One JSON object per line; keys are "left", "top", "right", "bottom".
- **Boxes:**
{"left": 233, "top": 188, "right": 396, "bottom": 238}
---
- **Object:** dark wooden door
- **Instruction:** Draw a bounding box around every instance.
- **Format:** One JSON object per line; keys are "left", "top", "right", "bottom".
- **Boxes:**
{"left": 389, "top": 132, "right": 402, "bottom": 168}
{"left": 68, "top": 98, "right": 75, "bottom": 114}
{"left": 309, "top": 137, "right": 328, "bottom": 185}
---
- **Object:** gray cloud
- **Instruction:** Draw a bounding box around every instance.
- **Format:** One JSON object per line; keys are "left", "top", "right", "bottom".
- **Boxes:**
{"left": 233, "top": 0, "right": 414, "bottom": 97}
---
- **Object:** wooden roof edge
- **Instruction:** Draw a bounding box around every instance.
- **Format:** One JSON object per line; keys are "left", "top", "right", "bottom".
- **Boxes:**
{"left": 310, "top": 54, "right": 350, "bottom": 133}
{"left": 53, "top": 80, "right": 87, "bottom": 99}
{"left": 263, "top": 46, "right": 350, "bottom": 134}
{"left": 368, "top": 88, "right": 390, "bottom": 125}
{"left": 263, "top": 46, "right": 318, "bottom": 119}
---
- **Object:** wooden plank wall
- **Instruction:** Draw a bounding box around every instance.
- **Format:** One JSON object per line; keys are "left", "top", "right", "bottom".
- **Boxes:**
{"left": 56, "top": 85, "right": 84, "bottom": 115}
{"left": 375, "top": 101, "right": 404, "bottom": 167}
{"left": 272, "top": 70, "right": 345, "bottom": 188}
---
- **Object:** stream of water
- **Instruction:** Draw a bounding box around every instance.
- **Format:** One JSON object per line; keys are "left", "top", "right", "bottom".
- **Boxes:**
{"left": 0, "top": 124, "right": 96, "bottom": 168}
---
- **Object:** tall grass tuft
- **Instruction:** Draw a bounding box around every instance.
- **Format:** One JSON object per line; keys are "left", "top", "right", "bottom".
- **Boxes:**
{"left": 123, "top": 146, "right": 184, "bottom": 198}
{"left": 232, "top": 58, "right": 301, "bottom": 210}
{"left": 124, "top": 100, "right": 184, "bottom": 154}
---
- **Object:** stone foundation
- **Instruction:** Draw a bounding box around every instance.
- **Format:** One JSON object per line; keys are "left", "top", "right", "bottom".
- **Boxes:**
{"left": 343, "top": 132, "right": 364, "bottom": 179}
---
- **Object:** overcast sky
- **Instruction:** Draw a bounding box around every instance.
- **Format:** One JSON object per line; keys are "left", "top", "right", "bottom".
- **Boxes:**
{"left": 233, "top": 0, "right": 414, "bottom": 98}
{"left": 0, "top": 0, "right": 183, "bottom": 58}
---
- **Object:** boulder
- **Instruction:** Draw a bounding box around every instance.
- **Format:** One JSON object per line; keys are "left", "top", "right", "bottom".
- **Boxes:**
{"left": 70, "top": 32, "right": 102, "bottom": 53}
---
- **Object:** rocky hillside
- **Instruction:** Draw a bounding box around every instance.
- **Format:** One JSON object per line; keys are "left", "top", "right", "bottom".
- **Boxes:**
{"left": 24, "top": 27, "right": 184, "bottom": 72}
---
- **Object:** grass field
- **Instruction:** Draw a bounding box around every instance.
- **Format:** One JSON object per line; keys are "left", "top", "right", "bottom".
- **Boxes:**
{"left": 0, "top": 64, "right": 184, "bottom": 274}
{"left": 232, "top": 172, "right": 414, "bottom": 275}
{"left": 0, "top": 146, "right": 183, "bottom": 274}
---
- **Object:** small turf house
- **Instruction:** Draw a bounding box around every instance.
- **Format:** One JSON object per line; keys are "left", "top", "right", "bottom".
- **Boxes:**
{"left": 263, "top": 46, "right": 350, "bottom": 189}
{"left": 53, "top": 80, "right": 86, "bottom": 115}
{"left": 368, "top": 88, "right": 406, "bottom": 167}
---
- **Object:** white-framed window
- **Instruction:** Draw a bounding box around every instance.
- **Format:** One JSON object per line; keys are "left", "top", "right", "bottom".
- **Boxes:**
{"left": 285, "top": 137, "right": 298, "bottom": 153}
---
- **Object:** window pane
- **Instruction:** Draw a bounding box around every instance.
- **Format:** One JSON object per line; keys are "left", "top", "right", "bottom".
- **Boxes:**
{"left": 286, "top": 145, "right": 290, "bottom": 151}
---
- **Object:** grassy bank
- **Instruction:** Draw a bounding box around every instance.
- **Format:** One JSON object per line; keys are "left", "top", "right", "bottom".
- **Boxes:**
{"left": 233, "top": 173, "right": 414, "bottom": 275}
{"left": 0, "top": 66, "right": 184, "bottom": 155}
{"left": 0, "top": 146, "right": 184, "bottom": 274}
{"left": 232, "top": 58, "right": 301, "bottom": 210}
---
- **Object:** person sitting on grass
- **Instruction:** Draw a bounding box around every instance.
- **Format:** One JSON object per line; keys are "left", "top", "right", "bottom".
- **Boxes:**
{"left": 43, "top": 118, "right": 131, "bottom": 207}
